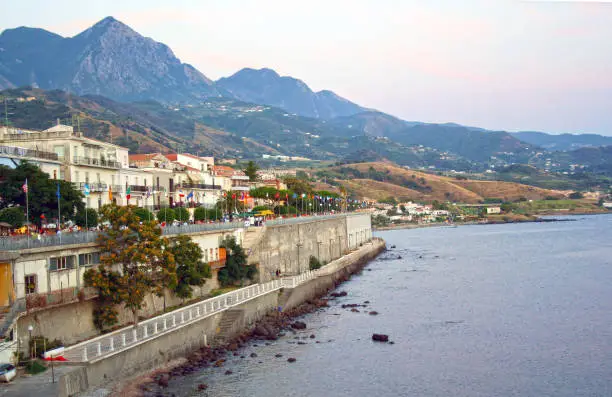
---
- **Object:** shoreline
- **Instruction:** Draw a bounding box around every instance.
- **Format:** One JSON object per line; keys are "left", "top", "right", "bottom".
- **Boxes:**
{"left": 116, "top": 240, "right": 386, "bottom": 396}
{"left": 373, "top": 210, "right": 609, "bottom": 232}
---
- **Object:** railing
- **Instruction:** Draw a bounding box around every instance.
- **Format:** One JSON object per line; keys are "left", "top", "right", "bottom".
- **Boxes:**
{"left": 73, "top": 182, "right": 108, "bottom": 192}
{"left": 62, "top": 279, "right": 286, "bottom": 363}
{"left": 0, "top": 214, "right": 358, "bottom": 251}
{"left": 175, "top": 183, "right": 221, "bottom": 190}
{"left": 55, "top": 238, "right": 379, "bottom": 363}
{"left": 129, "top": 185, "right": 149, "bottom": 193}
{"left": 73, "top": 156, "right": 121, "bottom": 169}
{"left": 25, "top": 287, "right": 98, "bottom": 311}
{"left": 0, "top": 145, "right": 59, "bottom": 161}
{"left": 208, "top": 258, "right": 227, "bottom": 270}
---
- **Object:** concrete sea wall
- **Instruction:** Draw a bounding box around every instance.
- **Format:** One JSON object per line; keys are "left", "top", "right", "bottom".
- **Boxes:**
{"left": 59, "top": 238, "right": 385, "bottom": 397}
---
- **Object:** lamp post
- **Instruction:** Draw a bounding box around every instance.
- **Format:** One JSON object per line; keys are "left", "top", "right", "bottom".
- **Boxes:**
{"left": 27, "top": 324, "right": 33, "bottom": 361}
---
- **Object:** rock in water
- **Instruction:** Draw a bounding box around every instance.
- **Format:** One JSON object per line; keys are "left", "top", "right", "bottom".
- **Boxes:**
{"left": 369, "top": 311, "right": 379, "bottom": 315}
{"left": 291, "top": 321, "right": 307, "bottom": 330}
{"left": 287, "top": 357, "right": 297, "bottom": 363}
{"left": 372, "top": 333, "right": 389, "bottom": 342}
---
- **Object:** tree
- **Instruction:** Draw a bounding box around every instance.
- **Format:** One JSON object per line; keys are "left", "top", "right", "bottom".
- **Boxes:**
{"left": 133, "top": 207, "right": 154, "bottom": 222}
{"left": 569, "top": 191, "right": 584, "bottom": 199}
{"left": 156, "top": 207, "right": 175, "bottom": 223}
{"left": 218, "top": 236, "right": 257, "bottom": 286}
{"left": 283, "top": 176, "right": 312, "bottom": 195}
{"left": 0, "top": 207, "right": 25, "bottom": 228}
{"left": 309, "top": 255, "right": 322, "bottom": 270}
{"left": 84, "top": 205, "right": 176, "bottom": 328}
{"left": 0, "top": 162, "right": 84, "bottom": 225}
{"left": 243, "top": 161, "right": 260, "bottom": 182}
{"left": 174, "top": 207, "right": 190, "bottom": 222}
{"left": 194, "top": 206, "right": 221, "bottom": 221}
{"left": 74, "top": 208, "right": 98, "bottom": 227}
{"left": 167, "top": 235, "right": 211, "bottom": 299}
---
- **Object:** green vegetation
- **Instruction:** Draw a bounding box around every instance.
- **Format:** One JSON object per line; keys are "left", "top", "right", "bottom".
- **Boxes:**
{"left": 74, "top": 208, "right": 98, "bottom": 227}
{"left": 309, "top": 255, "right": 323, "bottom": 270}
{"left": 167, "top": 235, "right": 212, "bottom": 300}
{"left": 243, "top": 161, "right": 260, "bottom": 182}
{"left": 194, "top": 206, "right": 222, "bottom": 221}
{"left": 156, "top": 207, "right": 175, "bottom": 223}
{"left": 84, "top": 204, "right": 177, "bottom": 329}
{"left": 0, "top": 207, "right": 25, "bottom": 228}
{"left": 0, "top": 162, "right": 84, "bottom": 225}
{"left": 218, "top": 236, "right": 257, "bottom": 287}
{"left": 174, "top": 207, "right": 190, "bottom": 222}
{"left": 133, "top": 207, "right": 154, "bottom": 222}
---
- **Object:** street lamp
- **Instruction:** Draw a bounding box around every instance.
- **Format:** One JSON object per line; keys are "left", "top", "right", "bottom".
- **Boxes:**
{"left": 27, "top": 325, "right": 33, "bottom": 359}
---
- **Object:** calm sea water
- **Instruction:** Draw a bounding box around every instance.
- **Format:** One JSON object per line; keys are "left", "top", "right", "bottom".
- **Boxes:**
{"left": 164, "top": 214, "right": 612, "bottom": 397}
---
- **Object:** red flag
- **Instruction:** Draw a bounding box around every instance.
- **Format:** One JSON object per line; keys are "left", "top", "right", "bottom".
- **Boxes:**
{"left": 231, "top": 193, "right": 236, "bottom": 199}
{"left": 285, "top": 193, "right": 289, "bottom": 200}
{"left": 22, "top": 179, "right": 28, "bottom": 193}
{"left": 275, "top": 191, "right": 280, "bottom": 199}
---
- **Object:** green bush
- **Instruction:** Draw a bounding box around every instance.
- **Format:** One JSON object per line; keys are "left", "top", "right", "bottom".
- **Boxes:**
{"left": 194, "top": 206, "right": 221, "bottom": 221}
{"left": 133, "top": 207, "right": 154, "bottom": 222}
{"left": 252, "top": 205, "right": 270, "bottom": 213}
{"left": 174, "top": 207, "right": 190, "bottom": 222}
{"left": 0, "top": 207, "right": 25, "bottom": 228}
{"left": 74, "top": 208, "right": 98, "bottom": 227}
{"left": 309, "top": 255, "right": 322, "bottom": 270}
{"left": 156, "top": 208, "right": 175, "bottom": 223}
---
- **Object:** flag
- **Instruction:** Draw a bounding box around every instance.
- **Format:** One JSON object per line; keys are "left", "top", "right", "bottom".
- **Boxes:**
{"left": 22, "top": 179, "right": 28, "bottom": 193}
{"left": 186, "top": 191, "right": 194, "bottom": 200}
{"left": 223, "top": 191, "right": 227, "bottom": 198}
{"left": 301, "top": 193, "right": 306, "bottom": 198}
{"left": 179, "top": 189, "right": 185, "bottom": 198}
{"left": 83, "top": 183, "right": 90, "bottom": 197}
{"left": 274, "top": 191, "right": 280, "bottom": 199}
{"left": 292, "top": 193, "right": 297, "bottom": 199}
{"left": 241, "top": 192, "right": 245, "bottom": 200}
{"left": 126, "top": 186, "right": 131, "bottom": 201}
{"left": 146, "top": 188, "right": 151, "bottom": 199}
{"left": 285, "top": 193, "right": 289, "bottom": 200}
{"left": 108, "top": 185, "right": 113, "bottom": 201}
{"left": 56, "top": 182, "right": 61, "bottom": 199}
{"left": 231, "top": 193, "right": 236, "bottom": 199}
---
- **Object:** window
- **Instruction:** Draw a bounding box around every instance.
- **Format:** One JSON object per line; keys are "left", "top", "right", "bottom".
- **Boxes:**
{"left": 79, "top": 252, "right": 101, "bottom": 266}
{"left": 50, "top": 256, "right": 75, "bottom": 271}
{"left": 96, "top": 173, "right": 101, "bottom": 183}
{"left": 53, "top": 170, "right": 57, "bottom": 180}
{"left": 25, "top": 274, "right": 37, "bottom": 295}
{"left": 85, "top": 172, "right": 89, "bottom": 183}
{"left": 75, "top": 171, "right": 80, "bottom": 182}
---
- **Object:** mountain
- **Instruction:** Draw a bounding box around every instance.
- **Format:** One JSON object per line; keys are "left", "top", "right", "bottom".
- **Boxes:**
{"left": 216, "top": 68, "right": 364, "bottom": 119}
{"left": 0, "top": 17, "right": 219, "bottom": 102}
{"left": 511, "top": 131, "right": 612, "bottom": 151}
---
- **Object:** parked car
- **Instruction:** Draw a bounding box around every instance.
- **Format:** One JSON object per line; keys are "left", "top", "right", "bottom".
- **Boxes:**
{"left": 0, "top": 363, "right": 16, "bottom": 382}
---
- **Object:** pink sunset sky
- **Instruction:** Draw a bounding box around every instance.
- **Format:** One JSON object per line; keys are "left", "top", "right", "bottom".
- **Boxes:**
{"left": 2, "top": 0, "right": 611, "bottom": 135}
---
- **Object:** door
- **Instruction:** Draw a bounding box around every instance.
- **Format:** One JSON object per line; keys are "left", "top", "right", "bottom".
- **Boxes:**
{"left": 0, "top": 263, "right": 14, "bottom": 307}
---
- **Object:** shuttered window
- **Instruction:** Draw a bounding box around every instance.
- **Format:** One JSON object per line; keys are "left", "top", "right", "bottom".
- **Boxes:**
{"left": 49, "top": 256, "right": 75, "bottom": 271}
{"left": 78, "top": 252, "right": 100, "bottom": 266}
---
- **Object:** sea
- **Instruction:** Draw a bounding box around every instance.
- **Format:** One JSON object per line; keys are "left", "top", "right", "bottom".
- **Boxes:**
{"left": 162, "top": 214, "right": 612, "bottom": 397}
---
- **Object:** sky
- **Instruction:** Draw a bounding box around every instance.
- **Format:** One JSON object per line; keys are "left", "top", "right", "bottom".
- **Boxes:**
{"left": 1, "top": 0, "right": 612, "bottom": 135}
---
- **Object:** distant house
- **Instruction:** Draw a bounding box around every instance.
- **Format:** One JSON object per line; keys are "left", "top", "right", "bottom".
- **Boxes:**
{"left": 486, "top": 207, "right": 501, "bottom": 214}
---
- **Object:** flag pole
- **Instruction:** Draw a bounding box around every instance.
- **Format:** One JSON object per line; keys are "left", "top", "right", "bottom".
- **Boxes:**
{"left": 57, "top": 184, "right": 61, "bottom": 243}
{"left": 25, "top": 180, "right": 30, "bottom": 248}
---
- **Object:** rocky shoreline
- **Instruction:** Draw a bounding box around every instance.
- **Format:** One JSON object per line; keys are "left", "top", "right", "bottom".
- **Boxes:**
{"left": 123, "top": 247, "right": 385, "bottom": 396}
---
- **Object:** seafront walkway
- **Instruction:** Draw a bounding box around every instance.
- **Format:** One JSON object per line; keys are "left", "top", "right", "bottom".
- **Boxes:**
{"left": 60, "top": 238, "right": 383, "bottom": 364}
{"left": 0, "top": 213, "right": 353, "bottom": 251}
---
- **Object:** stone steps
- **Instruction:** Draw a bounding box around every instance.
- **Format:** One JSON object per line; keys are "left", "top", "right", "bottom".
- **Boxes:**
{"left": 215, "top": 309, "right": 244, "bottom": 345}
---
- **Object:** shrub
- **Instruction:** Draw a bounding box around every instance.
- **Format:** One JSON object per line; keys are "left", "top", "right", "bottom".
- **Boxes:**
{"left": 0, "top": 207, "right": 25, "bottom": 228}
{"left": 194, "top": 206, "right": 221, "bottom": 221}
{"left": 174, "top": 207, "right": 190, "bottom": 222}
{"left": 74, "top": 208, "right": 98, "bottom": 227}
{"left": 133, "top": 207, "right": 154, "bottom": 222}
{"left": 569, "top": 191, "right": 584, "bottom": 199}
{"left": 309, "top": 255, "right": 322, "bottom": 270}
{"left": 156, "top": 208, "right": 175, "bottom": 223}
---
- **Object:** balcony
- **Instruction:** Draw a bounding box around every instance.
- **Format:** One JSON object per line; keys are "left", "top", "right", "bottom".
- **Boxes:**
{"left": 208, "top": 258, "right": 227, "bottom": 270}
{"left": 0, "top": 145, "right": 59, "bottom": 161}
{"left": 73, "top": 156, "right": 122, "bottom": 169}
{"left": 174, "top": 183, "right": 221, "bottom": 190}
{"left": 129, "top": 185, "right": 150, "bottom": 193}
{"left": 73, "top": 182, "right": 108, "bottom": 192}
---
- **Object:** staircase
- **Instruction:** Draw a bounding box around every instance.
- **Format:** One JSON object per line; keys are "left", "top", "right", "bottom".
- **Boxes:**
{"left": 242, "top": 226, "right": 266, "bottom": 264}
{"left": 0, "top": 299, "right": 25, "bottom": 338}
{"left": 214, "top": 309, "right": 244, "bottom": 346}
